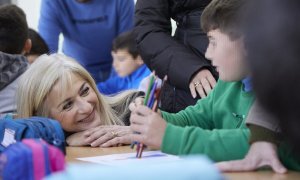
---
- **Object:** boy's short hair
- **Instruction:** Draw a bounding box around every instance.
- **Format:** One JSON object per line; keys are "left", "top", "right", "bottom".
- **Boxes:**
{"left": 28, "top": 28, "right": 49, "bottom": 55}
{"left": 112, "top": 31, "right": 139, "bottom": 58}
{"left": 0, "top": 4, "right": 28, "bottom": 54}
{"left": 201, "top": 0, "right": 246, "bottom": 40}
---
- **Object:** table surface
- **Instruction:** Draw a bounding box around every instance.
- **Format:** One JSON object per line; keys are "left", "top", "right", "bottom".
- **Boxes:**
{"left": 66, "top": 146, "right": 300, "bottom": 180}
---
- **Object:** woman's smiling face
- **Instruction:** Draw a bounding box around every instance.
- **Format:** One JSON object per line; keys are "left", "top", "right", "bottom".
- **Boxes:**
{"left": 45, "top": 73, "right": 101, "bottom": 132}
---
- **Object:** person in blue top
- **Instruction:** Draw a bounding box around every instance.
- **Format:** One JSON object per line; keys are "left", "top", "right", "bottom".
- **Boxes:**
{"left": 38, "top": 0, "right": 135, "bottom": 83}
{"left": 97, "top": 31, "right": 151, "bottom": 95}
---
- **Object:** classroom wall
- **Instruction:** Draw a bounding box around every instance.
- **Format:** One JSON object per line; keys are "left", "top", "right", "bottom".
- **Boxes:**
{"left": 16, "top": 0, "right": 41, "bottom": 30}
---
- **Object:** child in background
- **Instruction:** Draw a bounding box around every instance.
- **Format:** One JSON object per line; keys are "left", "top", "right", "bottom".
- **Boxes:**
{"left": 97, "top": 31, "right": 151, "bottom": 95}
{"left": 0, "top": 5, "right": 30, "bottom": 117}
{"left": 26, "top": 28, "right": 49, "bottom": 64}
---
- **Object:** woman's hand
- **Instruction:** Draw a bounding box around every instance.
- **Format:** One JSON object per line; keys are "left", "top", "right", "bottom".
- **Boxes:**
{"left": 83, "top": 125, "right": 133, "bottom": 147}
{"left": 66, "top": 131, "right": 89, "bottom": 146}
{"left": 130, "top": 105, "right": 167, "bottom": 149}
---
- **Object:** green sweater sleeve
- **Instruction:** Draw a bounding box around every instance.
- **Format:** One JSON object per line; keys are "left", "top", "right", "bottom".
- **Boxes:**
{"left": 161, "top": 123, "right": 250, "bottom": 162}
{"left": 161, "top": 85, "right": 215, "bottom": 129}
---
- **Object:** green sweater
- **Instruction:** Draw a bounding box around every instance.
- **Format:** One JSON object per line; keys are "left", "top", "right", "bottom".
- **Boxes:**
{"left": 161, "top": 80, "right": 254, "bottom": 162}
{"left": 161, "top": 80, "right": 300, "bottom": 170}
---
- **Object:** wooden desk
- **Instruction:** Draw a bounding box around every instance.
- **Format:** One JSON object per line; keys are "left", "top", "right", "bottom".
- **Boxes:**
{"left": 66, "top": 146, "right": 300, "bottom": 180}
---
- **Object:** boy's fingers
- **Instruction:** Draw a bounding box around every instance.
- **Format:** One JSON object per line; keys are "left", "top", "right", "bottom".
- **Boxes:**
{"left": 128, "top": 102, "right": 136, "bottom": 112}
{"left": 216, "top": 157, "right": 288, "bottom": 174}
{"left": 216, "top": 160, "right": 253, "bottom": 172}
{"left": 270, "top": 157, "right": 287, "bottom": 174}
{"left": 130, "top": 123, "right": 144, "bottom": 134}
{"left": 133, "top": 105, "right": 153, "bottom": 116}
{"left": 131, "top": 133, "right": 146, "bottom": 144}
{"left": 135, "top": 97, "right": 144, "bottom": 106}
{"left": 130, "top": 113, "right": 146, "bottom": 125}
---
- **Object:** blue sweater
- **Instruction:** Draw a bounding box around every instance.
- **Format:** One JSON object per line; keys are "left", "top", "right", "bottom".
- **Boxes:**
{"left": 97, "top": 64, "right": 151, "bottom": 95}
{"left": 38, "top": 0, "right": 134, "bottom": 82}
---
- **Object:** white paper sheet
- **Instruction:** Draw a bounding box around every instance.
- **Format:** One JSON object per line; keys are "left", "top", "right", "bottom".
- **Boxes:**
{"left": 77, "top": 151, "right": 181, "bottom": 166}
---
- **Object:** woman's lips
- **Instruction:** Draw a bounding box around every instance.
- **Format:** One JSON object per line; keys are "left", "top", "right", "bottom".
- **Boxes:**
{"left": 78, "top": 107, "right": 95, "bottom": 124}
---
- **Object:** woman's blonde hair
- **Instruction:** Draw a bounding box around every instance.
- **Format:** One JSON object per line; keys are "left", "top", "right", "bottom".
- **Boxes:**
{"left": 17, "top": 54, "right": 138, "bottom": 128}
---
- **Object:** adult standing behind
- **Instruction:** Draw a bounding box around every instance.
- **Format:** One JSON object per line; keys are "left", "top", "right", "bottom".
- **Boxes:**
{"left": 38, "top": 0, "right": 134, "bottom": 83}
{"left": 134, "top": 0, "right": 217, "bottom": 113}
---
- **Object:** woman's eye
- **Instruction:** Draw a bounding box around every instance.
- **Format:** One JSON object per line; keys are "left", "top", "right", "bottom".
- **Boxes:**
{"left": 81, "top": 86, "right": 90, "bottom": 96}
{"left": 62, "top": 101, "right": 73, "bottom": 110}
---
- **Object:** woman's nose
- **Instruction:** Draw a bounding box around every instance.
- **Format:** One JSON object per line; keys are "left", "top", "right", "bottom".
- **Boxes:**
{"left": 77, "top": 98, "right": 92, "bottom": 114}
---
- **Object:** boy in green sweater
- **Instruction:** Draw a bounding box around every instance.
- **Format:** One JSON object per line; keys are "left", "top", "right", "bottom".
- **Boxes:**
{"left": 130, "top": 0, "right": 254, "bottom": 162}
{"left": 130, "top": 0, "right": 300, "bottom": 170}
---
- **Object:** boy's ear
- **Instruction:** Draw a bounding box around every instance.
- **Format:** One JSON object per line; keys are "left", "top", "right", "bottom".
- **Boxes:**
{"left": 22, "top": 38, "right": 32, "bottom": 55}
{"left": 135, "top": 55, "right": 144, "bottom": 65}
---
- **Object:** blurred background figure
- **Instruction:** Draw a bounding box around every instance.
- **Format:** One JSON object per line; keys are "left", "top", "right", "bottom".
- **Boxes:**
{"left": 97, "top": 31, "right": 150, "bottom": 95}
{"left": 26, "top": 28, "right": 49, "bottom": 64}
{"left": 38, "top": 0, "right": 135, "bottom": 83}
{"left": 134, "top": 0, "right": 218, "bottom": 113}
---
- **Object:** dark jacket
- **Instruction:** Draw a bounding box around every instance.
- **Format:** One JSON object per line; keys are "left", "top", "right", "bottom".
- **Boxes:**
{"left": 134, "top": 0, "right": 218, "bottom": 113}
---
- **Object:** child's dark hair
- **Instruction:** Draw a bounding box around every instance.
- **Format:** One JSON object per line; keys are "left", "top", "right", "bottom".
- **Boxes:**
{"left": 201, "top": 0, "right": 246, "bottom": 40}
{"left": 112, "top": 31, "right": 139, "bottom": 59}
{"left": 0, "top": 4, "right": 28, "bottom": 54}
{"left": 28, "top": 28, "right": 49, "bottom": 55}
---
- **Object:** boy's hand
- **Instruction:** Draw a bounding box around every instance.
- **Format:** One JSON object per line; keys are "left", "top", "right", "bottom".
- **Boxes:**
{"left": 129, "top": 97, "right": 144, "bottom": 112}
{"left": 130, "top": 105, "right": 166, "bottom": 149}
{"left": 189, "top": 69, "right": 216, "bottom": 98}
{"left": 216, "top": 142, "right": 287, "bottom": 174}
{"left": 83, "top": 125, "right": 133, "bottom": 147}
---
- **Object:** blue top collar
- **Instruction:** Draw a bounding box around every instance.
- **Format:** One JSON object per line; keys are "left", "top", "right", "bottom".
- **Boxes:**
{"left": 242, "top": 77, "right": 252, "bottom": 92}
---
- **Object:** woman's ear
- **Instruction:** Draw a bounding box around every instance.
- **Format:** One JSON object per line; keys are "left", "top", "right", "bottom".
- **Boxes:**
{"left": 22, "top": 38, "right": 32, "bottom": 55}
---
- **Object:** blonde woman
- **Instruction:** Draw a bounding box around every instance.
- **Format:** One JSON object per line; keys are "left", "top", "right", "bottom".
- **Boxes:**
{"left": 17, "top": 54, "right": 141, "bottom": 147}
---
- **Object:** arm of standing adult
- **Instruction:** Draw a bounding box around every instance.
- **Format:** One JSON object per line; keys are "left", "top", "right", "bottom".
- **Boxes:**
{"left": 116, "top": 0, "right": 135, "bottom": 34}
{"left": 38, "top": 0, "right": 62, "bottom": 53}
{"left": 134, "top": 0, "right": 215, "bottom": 94}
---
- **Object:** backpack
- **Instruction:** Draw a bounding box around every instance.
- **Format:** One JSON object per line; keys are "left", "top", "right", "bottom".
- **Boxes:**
{"left": 0, "top": 117, "right": 66, "bottom": 154}
{"left": 0, "top": 139, "right": 65, "bottom": 180}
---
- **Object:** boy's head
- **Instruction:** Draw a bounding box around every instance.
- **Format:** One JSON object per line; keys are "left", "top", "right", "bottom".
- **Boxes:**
{"left": 0, "top": 4, "right": 31, "bottom": 55}
{"left": 111, "top": 31, "right": 143, "bottom": 77}
{"left": 26, "top": 28, "right": 49, "bottom": 64}
{"left": 201, "top": 0, "right": 248, "bottom": 82}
